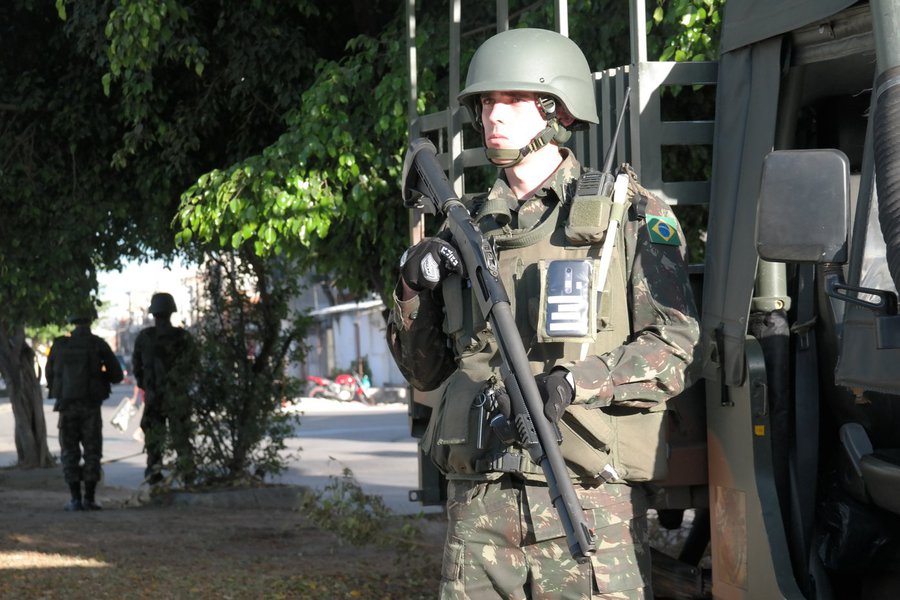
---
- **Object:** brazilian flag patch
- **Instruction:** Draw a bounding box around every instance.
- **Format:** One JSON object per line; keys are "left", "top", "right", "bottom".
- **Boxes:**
{"left": 646, "top": 215, "right": 680, "bottom": 246}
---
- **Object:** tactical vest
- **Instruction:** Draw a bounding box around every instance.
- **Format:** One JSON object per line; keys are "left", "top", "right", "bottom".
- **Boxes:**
{"left": 422, "top": 170, "right": 668, "bottom": 484}
{"left": 51, "top": 334, "right": 108, "bottom": 404}
{"left": 135, "top": 327, "right": 191, "bottom": 401}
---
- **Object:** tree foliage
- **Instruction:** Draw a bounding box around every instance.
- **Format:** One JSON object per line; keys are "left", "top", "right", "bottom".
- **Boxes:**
{"left": 176, "top": 30, "right": 413, "bottom": 298}
{"left": 651, "top": 0, "right": 724, "bottom": 62}
{"left": 2, "top": 2, "right": 164, "bottom": 329}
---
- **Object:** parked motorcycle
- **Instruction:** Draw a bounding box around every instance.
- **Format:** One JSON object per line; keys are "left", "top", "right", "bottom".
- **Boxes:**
{"left": 304, "top": 374, "right": 372, "bottom": 405}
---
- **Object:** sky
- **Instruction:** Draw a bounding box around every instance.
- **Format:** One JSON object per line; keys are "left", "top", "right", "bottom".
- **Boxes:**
{"left": 96, "top": 257, "right": 198, "bottom": 328}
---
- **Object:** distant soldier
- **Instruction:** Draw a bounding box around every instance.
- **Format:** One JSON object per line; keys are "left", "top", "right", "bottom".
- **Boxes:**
{"left": 47, "top": 310, "right": 124, "bottom": 511}
{"left": 132, "top": 292, "right": 195, "bottom": 484}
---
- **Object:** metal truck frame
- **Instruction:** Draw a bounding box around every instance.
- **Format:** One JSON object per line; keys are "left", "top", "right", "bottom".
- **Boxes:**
{"left": 404, "top": 1, "right": 900, "bottom": 598}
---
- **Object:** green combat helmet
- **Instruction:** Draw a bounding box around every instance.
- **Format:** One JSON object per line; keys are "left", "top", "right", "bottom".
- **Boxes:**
{"left": 67, "top": 303, "right": 98, "bottom": 325}
{"left": 457, "top": 28, "right": 599, "bottom": 166}
{"left": 148, "top": 292, "right": 177, "bottom": 316}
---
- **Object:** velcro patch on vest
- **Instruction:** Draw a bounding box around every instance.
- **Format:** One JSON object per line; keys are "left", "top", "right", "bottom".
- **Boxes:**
{"left": 646, "top": 215, "right": 680, "bottom": 246}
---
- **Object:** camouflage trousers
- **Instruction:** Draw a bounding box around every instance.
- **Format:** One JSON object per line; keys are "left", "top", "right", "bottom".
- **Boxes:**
{"left": 57, "top": 401, "right": 103, "bottom": 484}
{"left": 439, "top": 475, "right": 652, "bottom": 599}
{"left": 141, "top": 397, "right": 194, "bottom": 477}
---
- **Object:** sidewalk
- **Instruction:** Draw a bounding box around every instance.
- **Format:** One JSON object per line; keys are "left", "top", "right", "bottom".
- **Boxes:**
{"left": 0, "top": 385, "right": 436, "bottom": 515}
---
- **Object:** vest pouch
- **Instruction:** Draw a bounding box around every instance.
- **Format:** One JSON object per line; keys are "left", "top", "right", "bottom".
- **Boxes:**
{"left": 441, "top": 274, "right": 465, "bottom": 336}
{"left": 442, "top": 275, "right": 489, "bottom": 357}
{"left": 536, "top": 259, "right": 599, "bottom": 345}
{"left": 558, "top": 404, "right": 614, "bottom": 479}
{"left": 606, "top": 402, "right": 669, "bottom": 481}
{"left": 559, "top": 402, "right": 669, "bottom": 482}
{"left": 57, "top": 337, "right": 103, "bottom": 402}
{"left": 430, "top": 367, "right": 496, "bottom": 476}
{"left": 565, "top": 193, "right": 612, "bottom": 245}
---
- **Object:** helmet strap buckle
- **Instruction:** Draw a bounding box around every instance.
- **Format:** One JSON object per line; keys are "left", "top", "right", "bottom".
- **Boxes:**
{"left": 537, "top": 96, "right": 557, "bottom": 120}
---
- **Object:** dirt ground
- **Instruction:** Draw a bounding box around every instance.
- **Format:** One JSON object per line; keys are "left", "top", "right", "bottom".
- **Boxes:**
{"left": 0, "top": 467, "right": 446, "bottom": 599}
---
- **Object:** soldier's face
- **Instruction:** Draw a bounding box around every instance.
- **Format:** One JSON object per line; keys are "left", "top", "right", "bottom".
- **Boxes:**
{"left": 481, "top": 91, "right": 546, "bottom": 152}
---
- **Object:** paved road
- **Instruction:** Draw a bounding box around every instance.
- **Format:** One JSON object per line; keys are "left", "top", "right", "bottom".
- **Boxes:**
{"left": 0, "top": 383, "right": 438, "bottom": 515}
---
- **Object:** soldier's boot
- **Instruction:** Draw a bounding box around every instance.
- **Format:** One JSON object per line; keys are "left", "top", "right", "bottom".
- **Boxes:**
{"left": 83, "top": 481, "right": 102, "bottom": 510}
{"left": 65, "top": 482, "right": 83, "bottom": 511}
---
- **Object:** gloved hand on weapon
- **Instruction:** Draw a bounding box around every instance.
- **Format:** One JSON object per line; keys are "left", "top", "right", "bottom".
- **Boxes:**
{"left": 536, "top": 369, "right": 575, "bottom": 424}
{"left": 400, "top": 231, "right": 464, "bottom": 292}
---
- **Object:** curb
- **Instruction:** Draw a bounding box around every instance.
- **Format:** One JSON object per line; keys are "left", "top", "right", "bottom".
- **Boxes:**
{"left": 0, "top": 467, "right": 310, "bottom": 511}
{"left": 165, "top": 485, "right": 309, "bottom": 510}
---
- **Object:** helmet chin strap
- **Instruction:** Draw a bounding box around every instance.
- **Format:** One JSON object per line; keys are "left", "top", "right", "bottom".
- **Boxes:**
{"left": 484, "top": 97, "right": 571, "bottom": 167}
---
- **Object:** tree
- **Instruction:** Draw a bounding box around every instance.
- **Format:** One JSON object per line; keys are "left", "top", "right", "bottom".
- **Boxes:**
{"left": 0, "top": 2, "right": 174, "bottom": 467}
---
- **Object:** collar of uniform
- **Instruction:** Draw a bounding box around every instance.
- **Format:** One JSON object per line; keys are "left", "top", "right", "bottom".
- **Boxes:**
{"left": 487, "top": 148, "right": 581, "bottom": 224}
{"left": 543, "top": 148, "right": 582, "bottom": 205}
{"left": 71, "top": 326, "right": 91, "bottom": 337}
{"left": 486, "top": 148, "right": 581, "bottom": 207}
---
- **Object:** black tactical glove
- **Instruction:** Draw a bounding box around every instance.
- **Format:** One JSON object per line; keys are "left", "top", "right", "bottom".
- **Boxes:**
{"left": 536, "top": 369, "right": 575, "bottom": 424}
{"left": 399, "top": 233, "right": 464, "bottom": 292}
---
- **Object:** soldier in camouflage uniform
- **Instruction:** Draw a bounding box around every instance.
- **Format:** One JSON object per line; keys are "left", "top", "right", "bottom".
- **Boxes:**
{"left": 132, "top": 292, "right": 196, "bottom": 484}
{"left": 388, "top": 29, "right": 699, "bottom": 598}
{"left": 47, "top": 311, "right": 124, "bottom": 511}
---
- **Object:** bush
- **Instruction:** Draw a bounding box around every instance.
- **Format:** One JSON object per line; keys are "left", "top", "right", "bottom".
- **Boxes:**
{"left": 185, "top": 249, "right": 312, "bottom": 486}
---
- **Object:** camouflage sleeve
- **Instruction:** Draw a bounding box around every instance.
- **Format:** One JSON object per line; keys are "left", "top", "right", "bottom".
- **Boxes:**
{"left": 386, "top": 281, "right": 456, "bottom": 392}
{"left": 564, "top": 184, "right": 700, "bottom": 409}
{"left": 99, "top": 339, "right": 124, "bottom": 384}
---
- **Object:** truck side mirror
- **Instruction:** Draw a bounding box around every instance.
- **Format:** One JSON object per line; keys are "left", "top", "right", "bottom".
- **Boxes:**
{"left": 756, "top": 149, "right": 850, "bottom": 264}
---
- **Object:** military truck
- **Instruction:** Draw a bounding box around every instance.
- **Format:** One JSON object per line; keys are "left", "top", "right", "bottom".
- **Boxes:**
{"left": 403, "top": 0, "right": 900, "bottom": 597}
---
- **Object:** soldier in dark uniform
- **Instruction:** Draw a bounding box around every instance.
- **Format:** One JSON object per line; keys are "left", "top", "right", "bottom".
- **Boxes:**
{"left": 132, "top": 292, "right": 195, "bottom": 484}
{"left": 47, "top": 311, "right": 124, "bottom": 511}
{"left": 388, "top": 29, "right": 700, "bottom": 598}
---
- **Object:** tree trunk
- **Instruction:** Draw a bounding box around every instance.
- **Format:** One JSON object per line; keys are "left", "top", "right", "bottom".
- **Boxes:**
{"left": 0, "top": 324, "right": 54, "bottom": 468}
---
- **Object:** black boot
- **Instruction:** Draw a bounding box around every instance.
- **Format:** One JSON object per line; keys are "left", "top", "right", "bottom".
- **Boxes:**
{"left": 65, "top": 482, "right": 83, "bottom": 511}
{"left": 83, "top": 481, "right": 102, "bottom": 510}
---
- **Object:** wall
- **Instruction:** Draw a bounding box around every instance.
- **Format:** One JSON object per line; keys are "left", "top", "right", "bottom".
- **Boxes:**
{"left": 302, "top": 299, "right": 405, "bottom": 387}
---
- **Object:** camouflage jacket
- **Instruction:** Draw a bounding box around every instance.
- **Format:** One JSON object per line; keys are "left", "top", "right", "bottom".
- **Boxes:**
{"left": 132, "top": 325, "right": 194, "bottom": 403}
{"left": 388, "top": 151, "right": 699, "bottom": 406}
{"left": 46, "top": 326, "right": 123, "bottom": 406}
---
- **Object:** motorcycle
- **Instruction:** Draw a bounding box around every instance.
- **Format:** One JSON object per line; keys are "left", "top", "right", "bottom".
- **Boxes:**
{"left": 304, "top": 374, "right": 372, "bottom": 404}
